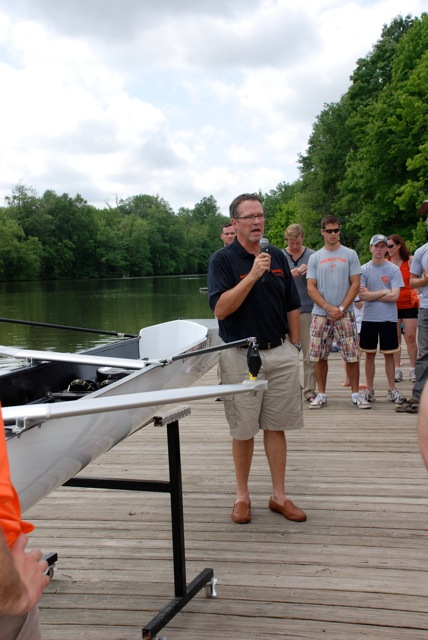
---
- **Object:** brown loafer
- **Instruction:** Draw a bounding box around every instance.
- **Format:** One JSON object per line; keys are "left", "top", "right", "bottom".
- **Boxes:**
{"left": 231, "top": 501, "right": 251, "bottom": 524}
{"left": 395, "top": 397, "right": 419, "bottom": 413}
{"left": 269, "top": 497, "right": 307, "bottom": 522}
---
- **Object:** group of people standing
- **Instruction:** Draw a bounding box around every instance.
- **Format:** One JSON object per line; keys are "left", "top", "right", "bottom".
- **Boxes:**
{"left": 208, "top": 193, "right": 428, "bottom": 526}
{"left": 2, "top": 194, "right": 426, "bottom": 638}
{"left": 284, "top": 221, "right": 422, "bottom": 412}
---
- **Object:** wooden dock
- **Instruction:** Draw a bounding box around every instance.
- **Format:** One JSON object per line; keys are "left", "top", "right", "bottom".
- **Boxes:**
{"left": 26, "top": 349, "right": 428, "bottom": 639}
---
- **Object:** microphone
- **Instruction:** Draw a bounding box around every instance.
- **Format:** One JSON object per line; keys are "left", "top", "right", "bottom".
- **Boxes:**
{"left": 260, "top": 237, "right": 269, "bottom": 283}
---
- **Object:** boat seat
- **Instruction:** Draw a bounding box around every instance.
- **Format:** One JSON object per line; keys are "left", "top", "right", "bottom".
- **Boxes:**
{"left": 138, "top": 319, "right": 207, "bottom": 359}
{"left": 48, "top": 391, "right": 93, "bottom": 401}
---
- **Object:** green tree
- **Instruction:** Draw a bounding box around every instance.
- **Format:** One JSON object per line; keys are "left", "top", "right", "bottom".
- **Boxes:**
{"left": 94, "top": 208, "right": 129, "bottom": 277}
{"left": 178, "top": 196, "right": 228, "bottom": 273}
{"left": 261, "top": 182, "right": 302, "bottom": 246}
{"left": 0, "top": 210, "right": 42, "bottom": 281}
{"left": 337, "top": 14, "right": 428, "bottom": 257}
{"left": 292, "top": 14, "right": 418, "bottom": 255}
{"left": 120, "top": 215, "right": 152, "bottom": 277}
{"left": 299, "top": 99, "right": 351, "bottom": 207}
{"left": 348, "top": 14, "right": 414, "bottom": 109}
{"left": 118, "top": 194, "right": 185, "bottom": 275}
{"left": 38, "top": 191, "right": 98, "bottom": 278}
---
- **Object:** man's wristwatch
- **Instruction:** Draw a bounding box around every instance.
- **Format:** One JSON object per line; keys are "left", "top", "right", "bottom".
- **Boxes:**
{"left": 292, "top": 343, "right": 302, "bottom": 352}
{"left": 339, "top": 305, "right": 345, "bottom": 312}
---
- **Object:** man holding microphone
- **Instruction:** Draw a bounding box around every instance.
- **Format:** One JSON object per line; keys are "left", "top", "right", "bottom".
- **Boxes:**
{"left": 208, "top": 193, "right": 306, "bottom": 525}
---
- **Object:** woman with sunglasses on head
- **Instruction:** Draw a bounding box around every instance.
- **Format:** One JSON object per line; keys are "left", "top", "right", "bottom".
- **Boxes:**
{"left": 387, "top": 234, "right": 418, "bottom": 383}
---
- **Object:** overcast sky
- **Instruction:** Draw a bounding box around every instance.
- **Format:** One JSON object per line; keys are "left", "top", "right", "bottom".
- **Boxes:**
{"left": 0, "top": 1, "right": 424, "bottom": 215}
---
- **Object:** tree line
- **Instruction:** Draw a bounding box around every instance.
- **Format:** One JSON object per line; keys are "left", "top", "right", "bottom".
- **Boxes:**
{"left": 1, "top": 13, "right": 427, "bottom": 282}
{"left": 0, "top": 188, "right": 230, "bottom": 281}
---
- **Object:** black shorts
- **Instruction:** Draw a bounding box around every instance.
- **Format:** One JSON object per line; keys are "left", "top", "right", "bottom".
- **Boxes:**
{"left": 359, "top": 321, "right": 399, "bottom": 354}
{"left": 397, "top": 307, "right": 418, "bottom": 319}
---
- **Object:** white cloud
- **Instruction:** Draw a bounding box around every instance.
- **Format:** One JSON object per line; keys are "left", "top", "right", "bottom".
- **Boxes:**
{"left": 0, "top": 0, "right": 425, "bottom": 214}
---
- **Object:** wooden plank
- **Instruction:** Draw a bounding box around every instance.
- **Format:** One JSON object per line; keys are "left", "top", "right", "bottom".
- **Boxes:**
{"left": 23, "top": 348, "right": 428, "bottom": 639}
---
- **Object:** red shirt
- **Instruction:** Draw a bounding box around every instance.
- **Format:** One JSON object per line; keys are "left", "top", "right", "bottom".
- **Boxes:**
{"left": 387, "top": 258, "right": 413, "bottom": 309}
{"left": 0, "top": 406, "right": 34, "bottom": 547}
{"left": 396, "top": 260, "right": 414, "bottom": 309}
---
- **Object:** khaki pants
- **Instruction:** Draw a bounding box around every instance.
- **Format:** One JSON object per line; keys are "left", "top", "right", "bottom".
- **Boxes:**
{"left": 0, "top": 606, "right": 42, "bottom": 640}
{"left": 300, "top": 312, "right": 316, "bottom": 400}
{"left": 220, "top": 340, "right": 303, "bottom": 440}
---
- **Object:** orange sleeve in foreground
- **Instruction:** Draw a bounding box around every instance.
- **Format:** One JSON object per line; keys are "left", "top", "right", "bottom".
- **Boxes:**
{"left": 0, "top": 405, "right": 34, "bottom": 547}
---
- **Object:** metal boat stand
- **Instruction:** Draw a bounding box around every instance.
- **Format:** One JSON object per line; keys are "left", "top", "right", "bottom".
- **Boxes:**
{"left": 64, "top": 405, "right": 217, "bottom": 640}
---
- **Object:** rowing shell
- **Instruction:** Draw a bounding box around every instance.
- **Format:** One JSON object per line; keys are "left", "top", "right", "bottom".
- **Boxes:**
{"left": 2, "top": 319, "right": 265, "bottom": 512}
{"left": 3, "top": 319, "right": 217, "bottom": 510}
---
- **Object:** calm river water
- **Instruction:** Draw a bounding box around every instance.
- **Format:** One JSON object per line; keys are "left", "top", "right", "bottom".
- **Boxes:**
{"left": 0, "top": 275, "right": 212, "bottom": 367}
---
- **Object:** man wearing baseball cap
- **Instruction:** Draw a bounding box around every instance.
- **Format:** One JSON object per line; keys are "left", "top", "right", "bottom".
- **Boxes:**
{"left": 358, "top": 234, "right": 406, "bottom": 405}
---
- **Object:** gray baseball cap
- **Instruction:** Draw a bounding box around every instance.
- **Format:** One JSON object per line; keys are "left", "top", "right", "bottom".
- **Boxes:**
{"left": 370, "top": 234, "right": 388, "bottom": 246}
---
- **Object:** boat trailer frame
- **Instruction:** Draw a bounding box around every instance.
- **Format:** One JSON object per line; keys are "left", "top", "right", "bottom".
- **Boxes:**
{"left": 64, "top": 405, "right": 216, "bottom": 640}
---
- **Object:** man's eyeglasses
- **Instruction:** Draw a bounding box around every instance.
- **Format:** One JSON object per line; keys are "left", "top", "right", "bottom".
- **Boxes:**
{"left": 236, "top": 214, "right": 265, "bottom": 221}
{"left": 324, "top": 228, "right": 340, "bottom": 234}
{"left": 387, "top": 244, "right": 396, "bottom": 249}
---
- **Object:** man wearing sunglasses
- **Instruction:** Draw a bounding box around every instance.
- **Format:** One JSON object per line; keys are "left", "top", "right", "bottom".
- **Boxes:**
{"left": 306, "top": 215, "right": 370, "bottom": 409}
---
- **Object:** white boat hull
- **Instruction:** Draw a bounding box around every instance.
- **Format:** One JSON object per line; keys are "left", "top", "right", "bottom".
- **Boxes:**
{"left": 4, "top": 319, "right": 222, "bottom": 512}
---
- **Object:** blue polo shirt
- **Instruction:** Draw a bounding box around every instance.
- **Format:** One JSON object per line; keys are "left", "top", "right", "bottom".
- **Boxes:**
{"left": 208, "top": 238, "right": 301, "bottom": 344}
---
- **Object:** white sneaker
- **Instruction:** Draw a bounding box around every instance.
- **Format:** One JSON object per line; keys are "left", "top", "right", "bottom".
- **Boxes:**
{"left": 309, "top": 393, "right": 327, "bottom": 409}
{"left": 395, "top": 368, "right": 403, "bottom": 382}
{"left": 352, "top": 393, "right": 371, "bottom": 409}
{"left": 387, "top": 389, "right": 406, "bottom": 405}
{"left": 409, "top": 368, "right": 416, "bottom": 383}
{"left": 362, "top": 389, "right": 376, "bottom": 403}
